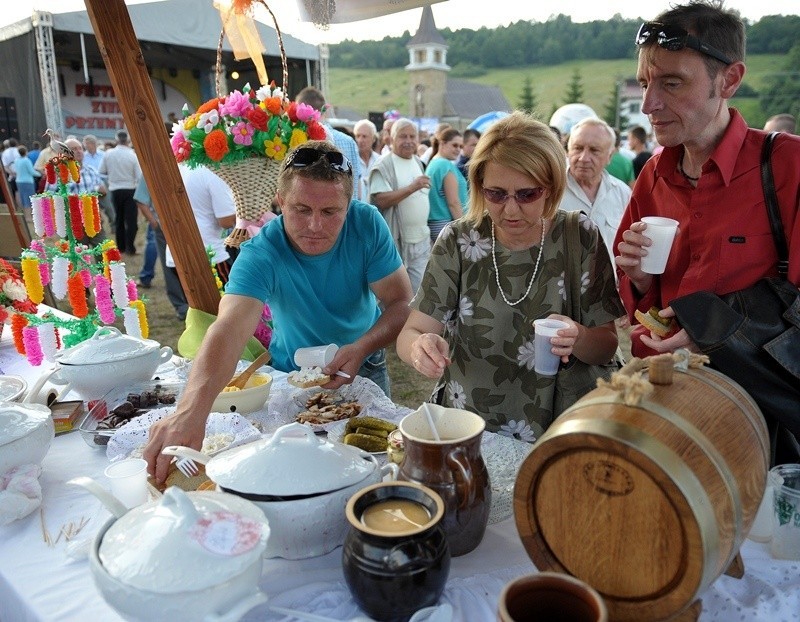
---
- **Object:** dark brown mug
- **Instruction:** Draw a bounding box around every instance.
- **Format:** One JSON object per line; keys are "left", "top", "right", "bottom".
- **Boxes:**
{"left": 397, "top": 404, "right": 490, "bottom": 556}
{"left": 497, "top": 572, "right": 608, "bottom": 622}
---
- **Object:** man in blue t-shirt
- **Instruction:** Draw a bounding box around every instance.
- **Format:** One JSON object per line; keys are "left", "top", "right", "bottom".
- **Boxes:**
{"left": 144, "top": 141, "right": 413, "bottom": 483}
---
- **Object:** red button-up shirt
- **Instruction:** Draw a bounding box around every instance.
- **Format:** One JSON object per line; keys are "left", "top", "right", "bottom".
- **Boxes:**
{"left": 614, "top": 109, "right": 800, "bottom": 357}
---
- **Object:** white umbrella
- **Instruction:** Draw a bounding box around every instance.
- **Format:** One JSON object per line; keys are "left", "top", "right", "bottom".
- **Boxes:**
{"left": 467, "top": 111, "right": 510, "bottom": 134}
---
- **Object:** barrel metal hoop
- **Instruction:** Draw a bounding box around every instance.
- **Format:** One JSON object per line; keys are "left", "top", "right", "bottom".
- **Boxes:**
{"left": 555, "top": 417, "right": 719, "bottom": 599}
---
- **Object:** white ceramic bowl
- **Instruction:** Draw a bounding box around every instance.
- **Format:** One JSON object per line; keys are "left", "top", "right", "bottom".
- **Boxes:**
{"left": 89, "top": 489, "right": 269, "bottom": 622}
{"left": 211, "top": 373, "right": 272, "bottom": 415}
{"left": 0, "top": 402, "right": 55, "bottom": 476}
{"left": 29, "top": 328, "right": 173, "bottom": 402}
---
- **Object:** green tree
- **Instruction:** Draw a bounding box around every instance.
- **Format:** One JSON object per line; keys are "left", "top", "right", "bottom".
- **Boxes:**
{"left": 563, "top": 69, "right": 585, "bottom": 104}
{"left": 517, "top": 77, "right": 539, "bottom": 117}
{"left": 602, "top": 79, "right": 628, "bottom": 130}
{"left": 759, "top": 42, "right": 800, "bottom": 119}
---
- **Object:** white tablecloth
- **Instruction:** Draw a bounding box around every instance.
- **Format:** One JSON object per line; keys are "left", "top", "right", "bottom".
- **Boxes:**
{"left": 1, "top": 334, "right": 799, "bottom": 622}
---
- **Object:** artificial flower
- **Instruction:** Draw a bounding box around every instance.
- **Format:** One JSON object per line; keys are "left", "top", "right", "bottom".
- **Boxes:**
{"left": 171, "top": 84, "right": 320, "bottom": 168}
{"left": 0, "top": 266, "right": 37, "bottom": 318}
{"left": 246, "top": 107, "right": 268, "bottom": 131}
{"left": 199, "top": 109, "right": 220, "bottom": 134}
{"left": 204, "top": 129, "right": 230, "bottom": 161}
{"left": 232, "top": 121, "right": 255, "bottom": 146}
{"left": 263, "top": 138, "right": 287, "bottom": 160}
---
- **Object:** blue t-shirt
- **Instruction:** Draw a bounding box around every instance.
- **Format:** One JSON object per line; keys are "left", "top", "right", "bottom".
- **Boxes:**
{"left": 426, "top": 157, "right": 467, "bottom": 222}
{"left": 225, "top": 200, "right": 402, "bottom": 372}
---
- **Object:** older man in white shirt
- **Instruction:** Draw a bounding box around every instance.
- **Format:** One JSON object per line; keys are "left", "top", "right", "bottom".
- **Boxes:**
{"left": 559, "top": 117, "right": 632, "bottom": 262}
{"left": 369, "top": 118, "right": 431, "bottom": 294}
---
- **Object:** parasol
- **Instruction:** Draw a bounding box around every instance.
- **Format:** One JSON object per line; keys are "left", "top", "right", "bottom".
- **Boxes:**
{"left": 467, "top": 111, "right": 510, "bottom": 134}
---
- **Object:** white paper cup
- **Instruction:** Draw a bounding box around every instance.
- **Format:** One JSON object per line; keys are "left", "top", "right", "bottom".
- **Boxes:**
{"left": 294, "top": 344, "right": 338, "bottom": 368}
{"left": 534, "top": 319, "right": 569, "bottom": 376}
{"left": 104, "top": 458, "right": 148, "bottom": 509}
{"left": 640, "top": 217, "right": 679, "bottom": 274}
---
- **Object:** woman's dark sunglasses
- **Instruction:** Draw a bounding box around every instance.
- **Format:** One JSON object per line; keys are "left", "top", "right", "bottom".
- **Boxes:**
{"left": 284, "top": 147, "right": 353, "bottom": 175}
{"left": 482, "top": 187, "right": 545, "bottom": 205}
{"left": 635, "top": 22, "right": 733, "bottom": 65}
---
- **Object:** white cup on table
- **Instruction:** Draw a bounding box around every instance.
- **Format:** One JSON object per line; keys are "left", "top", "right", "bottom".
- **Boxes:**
{"left": 640, "top": 217, "right": 679, "bottom": 274}
{"left": 533, "top": 319, "right": 569, "bottom": 376}
{"left": 104, "top": 458, "right": 148, "bottom": 509}
{"left": 294, "top": 344, "right": 339, "bottom": 368}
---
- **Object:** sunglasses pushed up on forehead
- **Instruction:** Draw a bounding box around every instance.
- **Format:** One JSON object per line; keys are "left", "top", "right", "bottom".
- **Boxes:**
{"left": 283, "top": 146, "right": 353, "bottom": 175}
{"left": 635, "top": 22, "right": 733, "bottom": 65}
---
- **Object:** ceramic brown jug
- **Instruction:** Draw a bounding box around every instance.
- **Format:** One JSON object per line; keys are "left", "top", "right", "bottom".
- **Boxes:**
{"left": 397, "top": 404, "right": 491, "bottom": 556}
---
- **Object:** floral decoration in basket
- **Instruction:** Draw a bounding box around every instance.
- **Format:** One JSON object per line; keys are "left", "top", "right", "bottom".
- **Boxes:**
{"left": 169, "top": 1, "right": 320, "bottom": 246}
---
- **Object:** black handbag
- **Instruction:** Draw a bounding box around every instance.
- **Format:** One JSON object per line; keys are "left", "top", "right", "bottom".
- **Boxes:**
{"left": 670, "top": 132, "right": 800, "bottom": 464}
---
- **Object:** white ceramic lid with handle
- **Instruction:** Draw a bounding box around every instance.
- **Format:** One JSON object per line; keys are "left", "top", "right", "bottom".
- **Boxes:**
{"left": 0, "top": 402, "right": 52, "bottom": 447}
{"left": 206, "top": 422, "right": 377, "bottom": 496}
{"left": 98, "top": 487, "right": 269, "bottom": 593}
{"left": 55, "top": 327, "right": 162, "bottom": 365}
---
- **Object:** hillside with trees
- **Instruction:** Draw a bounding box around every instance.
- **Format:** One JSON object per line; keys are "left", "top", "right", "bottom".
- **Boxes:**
{"left": 327, "top": 14, "right": 799, "bottom": 127}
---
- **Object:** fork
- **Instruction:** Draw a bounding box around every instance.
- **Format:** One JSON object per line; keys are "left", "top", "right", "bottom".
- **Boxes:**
{"left": 174, "top": 456, "right": 199, "bottom": 477}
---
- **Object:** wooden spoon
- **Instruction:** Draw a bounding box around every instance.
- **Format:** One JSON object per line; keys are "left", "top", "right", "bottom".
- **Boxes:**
{"left": 227, "top": 351, "right": 272, "bottom": 389}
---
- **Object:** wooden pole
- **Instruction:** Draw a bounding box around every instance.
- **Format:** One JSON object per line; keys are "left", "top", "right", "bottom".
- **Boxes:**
{"left": 0, "top": 169, "right": 30, "bottom": 252}
{"left": 83, "top": 0, "right": 221, "bottom": 316}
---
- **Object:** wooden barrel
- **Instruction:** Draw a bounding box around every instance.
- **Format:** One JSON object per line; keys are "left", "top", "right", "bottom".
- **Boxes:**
{"left": 514, "top": 366, "right": 769, "bottom": 621}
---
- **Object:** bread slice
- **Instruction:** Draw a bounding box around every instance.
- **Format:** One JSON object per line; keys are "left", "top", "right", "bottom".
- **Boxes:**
{"left": 287, "top": 366, "right": 331, "bottom": 389}
{"left": 634, "top": 306, "right": 674, "bottom": 338}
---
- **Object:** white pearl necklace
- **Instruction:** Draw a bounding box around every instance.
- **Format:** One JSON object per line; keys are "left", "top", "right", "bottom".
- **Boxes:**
{"left": 491, "top": 218, "right": 546, "bottom": 307}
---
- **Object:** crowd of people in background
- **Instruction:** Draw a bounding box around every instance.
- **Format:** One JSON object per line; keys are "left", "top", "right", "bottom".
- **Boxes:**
{"left": 2, "top": 0, "right": 798, "bottom": 464}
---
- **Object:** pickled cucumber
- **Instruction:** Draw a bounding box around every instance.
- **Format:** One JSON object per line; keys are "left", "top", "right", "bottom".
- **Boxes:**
{"left": 345, "top": 416, "right": 397, "bottom": 435}
{"left": 355, "top": 426, "right": 389, "bottom": 438}
{"left": 343, "top": 432, "right": 389, "bottom": 453}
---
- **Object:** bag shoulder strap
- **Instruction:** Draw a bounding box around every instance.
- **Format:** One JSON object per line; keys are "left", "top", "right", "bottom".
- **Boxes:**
{"left": 564, "top": 210, "right": 583, "bottom": 321}
{"left": 761, "top": 131, "right": 788, "bottom": 278}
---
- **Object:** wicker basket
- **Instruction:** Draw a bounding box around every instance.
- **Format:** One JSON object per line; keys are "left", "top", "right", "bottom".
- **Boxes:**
{"left": 209, "top": 157, "right": 281, "bottom": 246}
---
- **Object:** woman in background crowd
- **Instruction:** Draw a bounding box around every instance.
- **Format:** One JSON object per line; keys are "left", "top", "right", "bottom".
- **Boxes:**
{"left": 426, "top": 126, "right": 467, "bottom": 243}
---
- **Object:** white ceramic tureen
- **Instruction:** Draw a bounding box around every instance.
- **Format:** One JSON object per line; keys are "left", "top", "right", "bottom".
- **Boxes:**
{"left": 0, "top": 401, "right": 54, "bottom": 476}
{"left": 166, "top": 422, "right": 397, "bottom": 559}
{"left": 89, "top": 487, "right": 270, "bottom": 622}
{"left": 28, "top": 327, "right": 173, "bottom": 401}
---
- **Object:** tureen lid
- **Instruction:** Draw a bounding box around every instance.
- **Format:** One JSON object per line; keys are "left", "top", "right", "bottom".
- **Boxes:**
{"left": 56, "top": 327, "right": 161, "bottom": 364}
{"left": 206, "top": 422, "right": 376, "bottom": 496}
{"left": 98, "top": 488, "right": 269, "bottom": 593}
{"left": 0, "top": 402, "right": 52, "bottom": 448}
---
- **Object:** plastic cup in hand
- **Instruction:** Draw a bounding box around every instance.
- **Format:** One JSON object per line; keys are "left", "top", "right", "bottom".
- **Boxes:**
{"left": 640, "top": 217, "right": 679, "bottom": 275}
{"left": 294, "top": 344, "right": 339, "bottom": 369}
{"left": 534, "top": 319, "right": 569, "bottom": 376}
{"left": 104, "top": 458, "right": 148, "bottom": 509}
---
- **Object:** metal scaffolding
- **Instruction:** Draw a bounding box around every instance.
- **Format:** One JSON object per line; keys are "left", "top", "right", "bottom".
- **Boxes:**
{"left": 32, "top": 11, "right": 64, "bottom": 135}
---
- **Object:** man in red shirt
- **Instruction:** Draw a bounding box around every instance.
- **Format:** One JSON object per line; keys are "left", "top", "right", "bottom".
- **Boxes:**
{"left": 614, "top": 2, "right": 800, "bottom": 460}
{"left": 614, "top": 3, "right": 799, "bottom": 356}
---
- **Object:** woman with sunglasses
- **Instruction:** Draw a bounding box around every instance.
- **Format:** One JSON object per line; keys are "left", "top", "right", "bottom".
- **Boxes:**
{"left": 397, "top": 112, "right": 624, "bottom": 441}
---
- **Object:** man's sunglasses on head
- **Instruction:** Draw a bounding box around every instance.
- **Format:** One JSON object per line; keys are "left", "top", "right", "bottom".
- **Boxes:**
{"left": 635, "top": 22, "right": 733, "bottom": 65}
{"left": 284, "top": 147, "right": 353, "bottom": 175}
